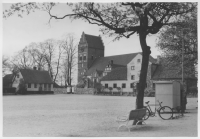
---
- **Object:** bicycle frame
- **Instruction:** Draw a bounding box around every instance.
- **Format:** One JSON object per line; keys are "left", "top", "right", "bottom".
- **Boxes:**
{"left": 144, "top": 100, "right": 173, "bottom": 120}
{"left": 145, "top": 100, "right": 163, "bottom": 117}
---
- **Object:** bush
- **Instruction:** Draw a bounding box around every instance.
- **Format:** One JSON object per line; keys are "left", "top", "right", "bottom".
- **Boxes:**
{"left": 117, "top": 87, "right": 121, "bottom": 91}
{"left": 108, "top": 87, "right": 113, "bottom": 92}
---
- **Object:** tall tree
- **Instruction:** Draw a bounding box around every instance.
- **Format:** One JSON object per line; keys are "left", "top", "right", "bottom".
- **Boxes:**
{"left": 27, "top": 40, "right": 63, "bottom": 83}
{"left": 27, "top": 42, "right": 47, "bottom": 70}
{"left": 53, "top": 40, "right": 63, "bottom": 84}
{"left": 40, "top": 39, "right": 56, "bottom": 79}
{"left": 11, "top": 46, "right": 34, "bottom": 69}
{"left": 60, "top": 34, "right": 77, "bottom": 87}
{"left": 3, "top": 3, "right": 197, "bottom": 124}
{"left": 156, "top": 8, "right": 197, "bottom": 77}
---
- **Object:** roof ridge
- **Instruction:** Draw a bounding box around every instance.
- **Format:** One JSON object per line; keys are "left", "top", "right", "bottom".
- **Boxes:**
{"left": 84, "top": 33, "right": 100, "bottom": 38}
{"left": 104, "top": 52, "right": 141, "bottom": 58}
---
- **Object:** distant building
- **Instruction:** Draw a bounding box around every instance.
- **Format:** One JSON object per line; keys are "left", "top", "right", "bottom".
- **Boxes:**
{"left": 5, "top": 67, "right": 54, "bottom": 94}
{"left": 151, "top": 58, "right": 197, "bottom": 91}
{"left": 77, "top": 32, "right": 157, "bottom": 92}
{"left": 100, "top": 53, "right": 157, "bottom": 93}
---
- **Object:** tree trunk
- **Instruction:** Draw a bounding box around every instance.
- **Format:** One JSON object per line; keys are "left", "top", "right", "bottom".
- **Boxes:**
{"left": 133, "top": 32, "right": 151, "bottom": 125}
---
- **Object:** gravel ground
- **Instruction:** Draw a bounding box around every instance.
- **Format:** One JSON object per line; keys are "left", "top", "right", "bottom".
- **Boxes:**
{"left": 3, "top": 94, "right": 198, "bottom": 137}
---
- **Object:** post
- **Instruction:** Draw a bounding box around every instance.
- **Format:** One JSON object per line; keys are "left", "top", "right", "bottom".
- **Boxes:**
{"left": 181, "top": 29, "right": 184, "bottom": 114}
{"left": 182, "top": 30, "right": 184, "bottom": 83}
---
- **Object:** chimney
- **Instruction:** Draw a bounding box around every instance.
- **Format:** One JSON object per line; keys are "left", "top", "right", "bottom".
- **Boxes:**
{"left": 33, "top": 67, "right": 37, "bottom": 70}
{"left": 110, "top": 60, "right": 113, "bottom": 65}
{"left": 156, "top": 56, "right": 161, "bottom": 64}
{"left": 151, "top": 63, "right": 158, "bottom": 79}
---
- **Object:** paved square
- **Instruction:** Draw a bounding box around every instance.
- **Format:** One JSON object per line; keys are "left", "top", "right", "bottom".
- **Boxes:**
{"left": 3, "top": 94, "right": 198, "bottom": 137}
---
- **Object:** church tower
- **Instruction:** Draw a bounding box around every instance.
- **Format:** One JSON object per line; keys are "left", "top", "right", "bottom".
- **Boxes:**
{"left": 78, "top": 32, "right": 105, "bottom": 83}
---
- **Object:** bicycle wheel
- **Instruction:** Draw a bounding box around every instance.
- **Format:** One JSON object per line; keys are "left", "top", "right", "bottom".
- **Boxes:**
{"left": 143, "top": 107, "right": 150, "bottom": 120}
{"left": 158, "top": 106, "right": 173, "bottom": 120}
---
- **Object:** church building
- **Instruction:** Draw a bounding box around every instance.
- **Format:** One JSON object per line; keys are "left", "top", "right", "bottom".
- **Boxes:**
{"left": 78, "top": 32, "right": 157, "bottom": 92}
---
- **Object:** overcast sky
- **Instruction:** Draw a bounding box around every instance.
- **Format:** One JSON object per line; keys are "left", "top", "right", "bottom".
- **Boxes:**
{"left": 2, "top": 2, "right": 161, "bottom": 59}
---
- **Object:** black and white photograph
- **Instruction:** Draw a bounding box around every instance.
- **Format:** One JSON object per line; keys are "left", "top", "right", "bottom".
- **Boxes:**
{"left": 2, "top": 0, "right": 198, "bottom": 137}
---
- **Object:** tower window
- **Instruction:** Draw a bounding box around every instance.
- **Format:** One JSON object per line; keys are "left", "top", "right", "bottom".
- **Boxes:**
{"left": 79, "top": 55, "right": 82, "bottom": 61}
{"left": 131, "top": 75, "right": 135, "bottom": 80}
{"left": 83, "top": 55, "right": 86, "bottom": 61}
{"left": 131, "top": 66, "right": 135, "bottom": 70}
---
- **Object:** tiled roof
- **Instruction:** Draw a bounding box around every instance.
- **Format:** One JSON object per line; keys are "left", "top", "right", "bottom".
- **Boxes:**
{"left": 101, "top": 67, "right": 127, "bottom": 81}
{"left": 151, "top": 60, "right": 196, "bottom": 80}
{"left": 86, "top": 52, "right": 156, "bottom": 76}
{"left": 3, "top": 74, "right": 14, "bottom": 87}
{"left": 84, "top": 34, "right": 104, "bottom": 49}
{"left": 20, "top": 69, "right": 53, "bottom": 84}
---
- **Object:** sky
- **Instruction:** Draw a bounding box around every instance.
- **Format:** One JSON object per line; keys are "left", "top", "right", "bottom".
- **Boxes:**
{"left": 2, "top": 2, "right": 161, "bottom": 59}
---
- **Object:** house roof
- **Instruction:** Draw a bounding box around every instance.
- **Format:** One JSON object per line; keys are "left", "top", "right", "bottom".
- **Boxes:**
{"left": 86, "top": 52, "right": 156, "bottom": 76}
{"left": 20, "top": 69, "right": 53, "bottom": 84}
{"left": 151, "top": 61, "right": 197, "bottom": 80}
{"left": 101, "top": 67, "right": 127, "bottom": 81}
{"left": 84, "top": 33, "right": 104, "bottom": 49}
{"left": 3, "top": 74, "right": 14, "bottom": 87}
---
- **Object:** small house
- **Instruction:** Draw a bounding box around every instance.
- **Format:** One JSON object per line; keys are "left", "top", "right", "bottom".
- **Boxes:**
{"left": 12, "top": 67, "right": 54, "bottom": 94}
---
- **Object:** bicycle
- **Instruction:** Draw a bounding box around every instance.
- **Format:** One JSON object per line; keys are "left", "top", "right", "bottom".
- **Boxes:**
{"left": 144, "top": 100, "right": 173, "bottom": 120}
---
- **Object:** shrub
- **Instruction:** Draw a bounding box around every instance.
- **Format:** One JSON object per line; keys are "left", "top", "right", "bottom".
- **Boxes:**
{"left": 117, "top": 87, "right": 121, "bottom": 91}
{"left": 108, "top": 87, "right": 113, "bottom": 92}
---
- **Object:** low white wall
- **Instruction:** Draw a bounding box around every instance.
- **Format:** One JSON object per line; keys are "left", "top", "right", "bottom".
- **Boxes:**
{"left": 54, "top": 88, "right": 68, "bottom": 94}
{"left": 75, "top": 88, "right": 95, "bottom": 94}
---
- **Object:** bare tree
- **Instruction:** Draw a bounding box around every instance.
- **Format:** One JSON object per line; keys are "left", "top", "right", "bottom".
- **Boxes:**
{"left": 11, "top": 46, "right": 34, "bottom": 69}
{"left": 40, "top": 39, "right": 56, "bottom": 79}
{"left": 2, "top": 55, "right": 11, "bottom": 76}
{"left": 53, "top": 40, "right": 63, "bottom": 83}
{"left": 27, "top": 42, "right": 47, "bottom": 70}
{"left": 61, "top": 34, "right": 78, "bottom": 87}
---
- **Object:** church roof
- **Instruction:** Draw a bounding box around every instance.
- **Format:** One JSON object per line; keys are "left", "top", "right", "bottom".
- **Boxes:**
{"left": 84, "top": 33, "right": 104, "bottom": 49}
{"left": 86, "top": 52, "right": 156, "bottom": 76}
{"left": 101, "top": 67, "right": 127, "bottom": 81}
{"left": 20, "top": 69, "right": 53, "bottom": 84}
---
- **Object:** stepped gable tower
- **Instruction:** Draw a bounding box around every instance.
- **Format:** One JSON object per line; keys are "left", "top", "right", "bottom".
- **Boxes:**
{"left": 78, "top": 32, "right": 105, "bottom": 83}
